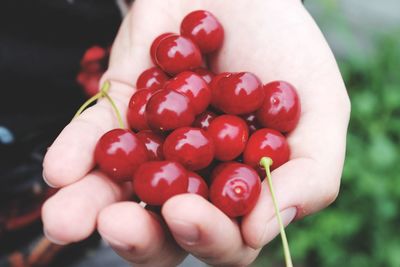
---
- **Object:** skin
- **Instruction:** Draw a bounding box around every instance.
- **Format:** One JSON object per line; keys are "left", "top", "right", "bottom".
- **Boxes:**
{"left": 41, "top": 0, "right": 351, "bottom": 266}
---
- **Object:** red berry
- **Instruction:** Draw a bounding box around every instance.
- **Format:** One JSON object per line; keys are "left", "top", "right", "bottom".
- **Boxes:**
{"left": 133, "top": 161, "right": 189, "bottom": 205}
{"left": 163, "top": 127, "right": 214, "bottom": 170}
{"left": 136, "top": 130, "right": 165, "bottom": 160}
{"left": 241, "top": 113, "right": 261, "bottom": 134}
{"left": 187, "top": 171, "right": 208, "bottom": 198}
{"left": 150, "top": 32, "right": 176, "bottom": 65}
{"left": 193, "top": 67, "right": 215, "bottom": 84}
{"left": 256, "top": 81, "right": 301, "bottom": 133}
{"left": 136, "top": 67, "right": 169, "bottom": 91}
{"left": 210, "top": 162, "right": 261, "bottom": 217}
{"left": 193, "top": 110, "right": 217, "bottom": 130}
{"left": 127, "top": 89, "right": 153, "bottom": 131}
{"left": 180, "top": 10, "right": 224, "bottom": 54}
{"left": 146, "top": 89, "right": 195, "bottom": 131}
{"left": 164, "top": 71, "right": 211, "bottom": 114}
{"left": 212, "top": 72, "right": 265, "bottom": 114}
{"left": 243, "top": 128, "right": 290, "bottom": 172}
{"left": 207, "top": 115, "right": 249, "bottom": 161}
{"left": 95, "top": 129, "right": 148, "bottom": 182}
{"left": 155, "top": 35, "right": 202, "bottom": 75}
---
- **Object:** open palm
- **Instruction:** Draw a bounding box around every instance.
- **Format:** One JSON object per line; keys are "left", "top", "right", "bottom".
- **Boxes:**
{"left": 42, "top": 0, "right": 350, "bottom": 266}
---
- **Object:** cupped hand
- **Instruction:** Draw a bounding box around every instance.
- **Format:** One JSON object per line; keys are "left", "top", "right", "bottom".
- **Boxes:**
{"left": 41, "top": 0, "right": 350, "bottom": 266}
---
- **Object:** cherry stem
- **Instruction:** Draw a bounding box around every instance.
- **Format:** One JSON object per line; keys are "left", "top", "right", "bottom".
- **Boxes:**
{"left": 260, "top": 157, "right": 293, "bottom": 267}
{"left": 73, "top": 81, "right": 126, "bottom": 129}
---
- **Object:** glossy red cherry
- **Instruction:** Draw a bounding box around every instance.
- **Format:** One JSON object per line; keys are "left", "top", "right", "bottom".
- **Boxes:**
{"left": 243, "top": 128, "right": 290, "bottom": 172}
{"left": 212, "top": 72, "right": 265, "bottom": 114}
{"left": 164, "top": 71, "right": 211, "bottom": 114}
{"left": 95, "top": 129, "right": 148, "bottom": 182}
{"left": 180, "top": 10, "right": 224, "bottom": 54}
{"left": 193, "top": 110, "right": 217, "bottom": 130}
{"left": 133, "top": 161, "right": 189, "bottom": 205}
{"left": 187, "top": 171, "right": 208, "bottom": 198}
{"left": 127, "top": 89, "right": 153, "bottom": 131}
{"left": 136, "top": 67, "right": 169, "bottom": 91}
{"left": 193, "top": 67, "right": 215, "bottom": 84}
{"left": 210, "top": 162, "right": 261, "bottom": 217}
{"left": 150, "top": 32, "right": 175, "bottom": 64}
{"left": 163, "top": 127, "right": 214, "bottom": 170}
{"left": 207, "top": 115, "right": 249, "bottom": 161}
{"left": 256, "top": 81, "right": 301, "bottom": 133}
{"left": 136, "top": 130, "right": 165, "bottom": 160}
{"left": 146, "top": 89, "right": 195, "bottom": 131}
{"left": 241, "top": 113, "right": 261, "bottom": 133}
{"left": 155, "top": 35, "right": 202, "bottom": 75}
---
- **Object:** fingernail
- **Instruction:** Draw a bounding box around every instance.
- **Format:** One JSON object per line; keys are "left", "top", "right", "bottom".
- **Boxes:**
{"left": 43, "top": 228, "right": 67, "bottom": 245}
{"left": 168, "top": 220, "right": 200, "bottom": 246}
{"left": 261, "top": 207, "right": 297, "bottom": 245}
{"left": 42, "top": 170, "right": 57, "bottom": 188}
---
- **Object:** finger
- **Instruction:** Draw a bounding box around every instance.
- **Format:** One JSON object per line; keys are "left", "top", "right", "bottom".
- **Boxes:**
{"left": 163, "top": 194, "right": 259, "bottom": 266}
{"left": 42, "top": 171, "right": 126, "bottom": 244}
{"left": 43, "top": 2, "right": 176, "bottom": 187}
{"left": 98, "top": 202, "right": 186, "bottom": 267}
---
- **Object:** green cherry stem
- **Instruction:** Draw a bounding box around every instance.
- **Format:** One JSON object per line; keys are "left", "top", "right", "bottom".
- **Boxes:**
{"left": 260, "top": 157, "right": 293, "bottom": 267}
{"left": 73, "top": 81, "right": 126, "bottom": 129}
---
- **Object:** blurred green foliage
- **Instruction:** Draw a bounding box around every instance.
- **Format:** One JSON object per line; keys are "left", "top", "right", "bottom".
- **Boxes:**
{"left": 254, "top": 32, "right": 400, "bottom": 267}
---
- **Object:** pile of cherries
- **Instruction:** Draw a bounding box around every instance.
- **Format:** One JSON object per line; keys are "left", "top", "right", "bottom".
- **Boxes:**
{"left": 93, "top": 10, "right": 300, "bottom": 218}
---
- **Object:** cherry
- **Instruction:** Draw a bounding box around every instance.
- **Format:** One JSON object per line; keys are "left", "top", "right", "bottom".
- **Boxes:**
{"left": 155, "top": 35, "right": 202, "bottom": 75}
{"left": 94, "top": 129, "right": 148, "bottom": 182}
{"left": 241, "top": 113, "right": 261, "bottom": 134}
{"left": 164, "top": 71, "right": 211, "bottom": 114}
{"left": 210, "top": 162, "right": 261, "bottom": 217}
{"left": 193, "top": 67, "right": 215, "bottom": 84}
{"left": 192, "top": 110, "right": 217, "bottom": 130}
{"left": 212, "top": 72, "right": 265, "bottom": 114}
{"left": 207, "top": 115, "right": 249, "bottom": 161}
{"left": 133, "top": 161, "right": 189, "bottom": 205}
{"left": 163, "top": 127, "right": 214, "bottom": 170}
{"left": 180, "top": 10, "right": 224, "bottom": 54}
{"left": 150, "top": 32, "right": 175, "bottom": 65}
{"left": 127, "top": 89, "right": 153, "bottom": 131}
{"left": 136, "top": 130, "right": 165, "bottom": 160}
{"left": 187, "top": 171, "right": 208, "bottom": 198}
{"left": 256, "top": 81, "right": 301, "bottom": 133}
{"left": 136, "top": 67, "right": 169, "bottom": 91}
{"left": 146, "top": 89, "right": 195, "bottom": 131}
{"left": 243, "top": 128, "right": 290, "bottom": 172}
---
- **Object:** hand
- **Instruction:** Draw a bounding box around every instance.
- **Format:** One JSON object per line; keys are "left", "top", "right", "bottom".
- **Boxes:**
{"left": 41, "top": 0, "right": 351, "bottom": 266}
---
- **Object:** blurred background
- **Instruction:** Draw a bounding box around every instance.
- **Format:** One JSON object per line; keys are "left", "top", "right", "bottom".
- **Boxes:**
{"left": 255, "top": 0, "right": 400, "bottom": 266}
{"left": 1, "top": 0, "right": 399, "bottom": 266}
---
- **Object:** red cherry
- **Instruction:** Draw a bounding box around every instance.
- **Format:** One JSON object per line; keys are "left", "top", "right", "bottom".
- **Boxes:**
{"left": 150, "top": 32, "right": 176, "bottom": 65}
{"left": 127, "top": 89, "right": 153, "bottom": 131}
{"left": 180, "top": 10, "right": 224, "bottom": 54}
{"left": 155, "top": 35, "right": 202, "bottom": 75}
{"left": 163, "top": 127, "right": 214, "bottom": 170}
{"left": 192, "top": 110, "right": 217, "bottom": 130}
{"left": 95, "top": 129, "right": 148, "bottom": 182}
{"left": 146, "top": 89, "right": 195, "bottom": 131}
{"left": 133, "top": 161, "right": 189, "bottom": 205}
{"left": 212, "top": 72, "right": 265, "bottom": 114}
{"left": 241, "top": 113, "right": 261, "bottom": 134}
{"left": 136, "top": 130, "right": 165, "bottom": 160}
{"left": 243, "top": 128, "right": 290, "bottom": 172}
{"left": 187, "top": 171, "right": 208, "bottom": 198}
{"left": 136, "top": 67, "right": 169, "bottom": 91}
{"left": 210, "top": 162, "right": 261, "bottom": 217}
{"left": 164, "top": 71, "right": 211, "bottom": 114}
{"left": 193, "top": 67, "right": 215, "bottom": 84}
{"left": 256, "top": 81, "right": 301, "bottom": 133}
{"left": 207, "top": 115, "right": 249, "bottom": 161}
{"left": 76, "top": 71, "right": 102, "bottom": 97}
